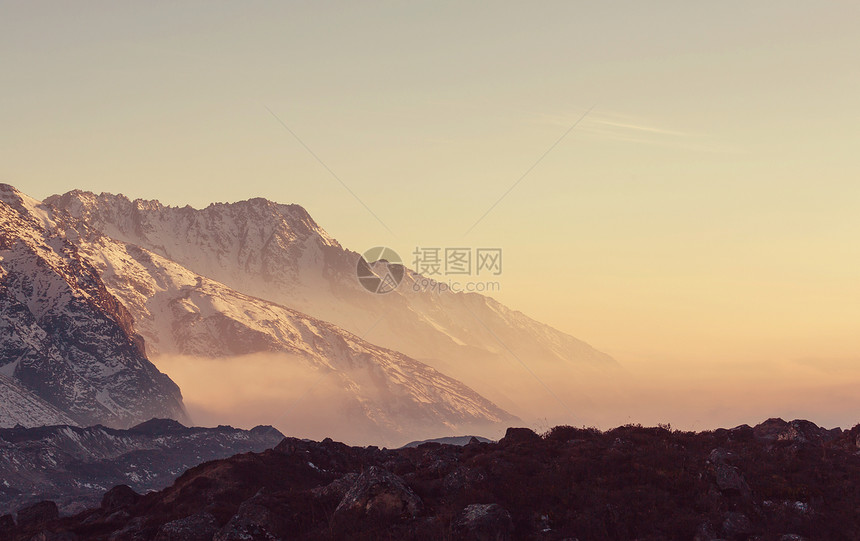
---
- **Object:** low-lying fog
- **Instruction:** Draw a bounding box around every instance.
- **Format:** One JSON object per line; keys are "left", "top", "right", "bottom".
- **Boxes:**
{"left": 155, "top": 353, "right": 860, "bottom": 447}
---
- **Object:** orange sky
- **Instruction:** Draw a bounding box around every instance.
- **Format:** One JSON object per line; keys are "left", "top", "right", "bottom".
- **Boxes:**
{"left": 2, "top": 2, "right": 858, "bottom": 378}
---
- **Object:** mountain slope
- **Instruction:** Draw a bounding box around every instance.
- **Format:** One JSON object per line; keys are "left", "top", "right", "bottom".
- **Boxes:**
{"left": 0, "top": 185, "right": 187, "bottom": 429}
{"left": 0, "top": 419, "right": 284, "bottom": 514}
{"left": 5, "top": 186, "right": 515, "bottom": 444}
{"left": 0, "top": 375, "right": 74, "bottom": 428}
{"left": 46, "top": 190, "right": 616, "bottom": 419}
{"left": 73, "top": 231, "right": 515, "bottom": 443}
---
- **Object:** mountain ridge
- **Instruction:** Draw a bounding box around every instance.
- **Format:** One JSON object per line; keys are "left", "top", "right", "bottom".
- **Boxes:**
{"left": 0, "top": 419, "right": 284, "bottom": 515}
{"left": 47, "top": 188, "right": 617, "bottom": 422}
{"left": 5, "top": 185, "right": 518, "bottom": 444}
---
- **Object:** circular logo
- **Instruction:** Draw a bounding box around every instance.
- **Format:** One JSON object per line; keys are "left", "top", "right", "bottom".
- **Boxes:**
{"left": 356, "top": 247, "right": 405, "bottom": 294}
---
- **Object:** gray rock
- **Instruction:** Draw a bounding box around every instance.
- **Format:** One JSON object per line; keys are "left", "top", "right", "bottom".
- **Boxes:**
{"left": 333, "top": 466, "right": 422, "bottom": 525}
{"left": 708, "top": 448, "right": 751, "bottom": 498}
{"left": 452, "top": 503, "right": 513, "bottom": 541}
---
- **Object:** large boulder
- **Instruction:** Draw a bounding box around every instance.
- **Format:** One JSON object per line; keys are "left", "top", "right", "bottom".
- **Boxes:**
{"left": 708, "top": 448, "right": 751, "bottom": 498}
{"left": 452, "top": 503, "right": 514, "bottom": 540}
{"left": 332, "top": 466, "right": 422, "bottom": 527}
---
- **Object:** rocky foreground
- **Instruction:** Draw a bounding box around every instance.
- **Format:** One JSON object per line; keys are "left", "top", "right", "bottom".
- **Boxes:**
{"left": 2, "top": 418, "right": 859, "bottom": 540}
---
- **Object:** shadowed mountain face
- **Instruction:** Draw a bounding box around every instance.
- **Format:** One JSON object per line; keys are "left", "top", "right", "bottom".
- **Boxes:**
{"left": 46, "top": 190, "right": 617, "bottom": 420}
{"left": 5, "top": 418, "right": 859, "bottom": 540}
{"left": 0, "top": 376, "right": 74, "bottom": 428}
{"left": 0, "top": 419, "right": 284, "bottom": 515}
{"left": 0, "top": 186, "right": 187, "bottom": 429}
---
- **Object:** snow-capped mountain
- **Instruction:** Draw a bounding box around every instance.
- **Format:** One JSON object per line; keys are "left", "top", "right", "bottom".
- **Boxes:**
{"left": 0, "top": 185, "right": 187, "bottom": 429}
{"left": 71, "top": 229, "right": 516, "bottom": 443}
{"left": 0, "top": 419, "right": 284, "bottom": 514}
{"left": 46, "top": 190, "right": 617, "bottom": 418}
{"left": 3, "top": 186, "right": 514, "bottom": 444}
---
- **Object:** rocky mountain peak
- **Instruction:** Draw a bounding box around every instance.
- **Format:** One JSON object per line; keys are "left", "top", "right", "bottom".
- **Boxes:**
{"left": 0, "top": 194, "right": 188, "bottom": 429}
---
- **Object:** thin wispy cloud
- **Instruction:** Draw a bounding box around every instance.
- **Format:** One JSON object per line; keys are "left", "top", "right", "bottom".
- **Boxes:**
{"left": 533, "top": 110, "right": 739, "bottom": 154}
{"left": 590, "top": 118, "right": 691, "bottom": 137}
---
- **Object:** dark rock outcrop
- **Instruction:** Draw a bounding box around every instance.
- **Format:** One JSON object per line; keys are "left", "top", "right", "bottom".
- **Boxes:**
{"left": 3, "top": 420, "right": 859, "bottom": 540}
{"left": 15, "top": 501, "right": 58, "bottom": 529}
{"left": 498, "top": 427, "right": 541, "bottom": 446}
{"left": 100, "top": 486, "right": 140, "bottom": 513}
{"left": 0, "top": 514, "right": 16, "bottom": 535}
{"left": 752, "top": 418, "right": 841, "bottom": 444}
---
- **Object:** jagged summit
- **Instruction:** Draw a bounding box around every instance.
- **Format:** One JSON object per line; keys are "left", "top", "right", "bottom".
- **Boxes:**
{"left": 44, "top": 189, "right": 340, "bottom": 252}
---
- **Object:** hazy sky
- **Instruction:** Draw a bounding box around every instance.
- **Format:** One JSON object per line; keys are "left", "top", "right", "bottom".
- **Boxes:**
{"left": 3, "top": 1, "right": 859, "bottom": 369}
